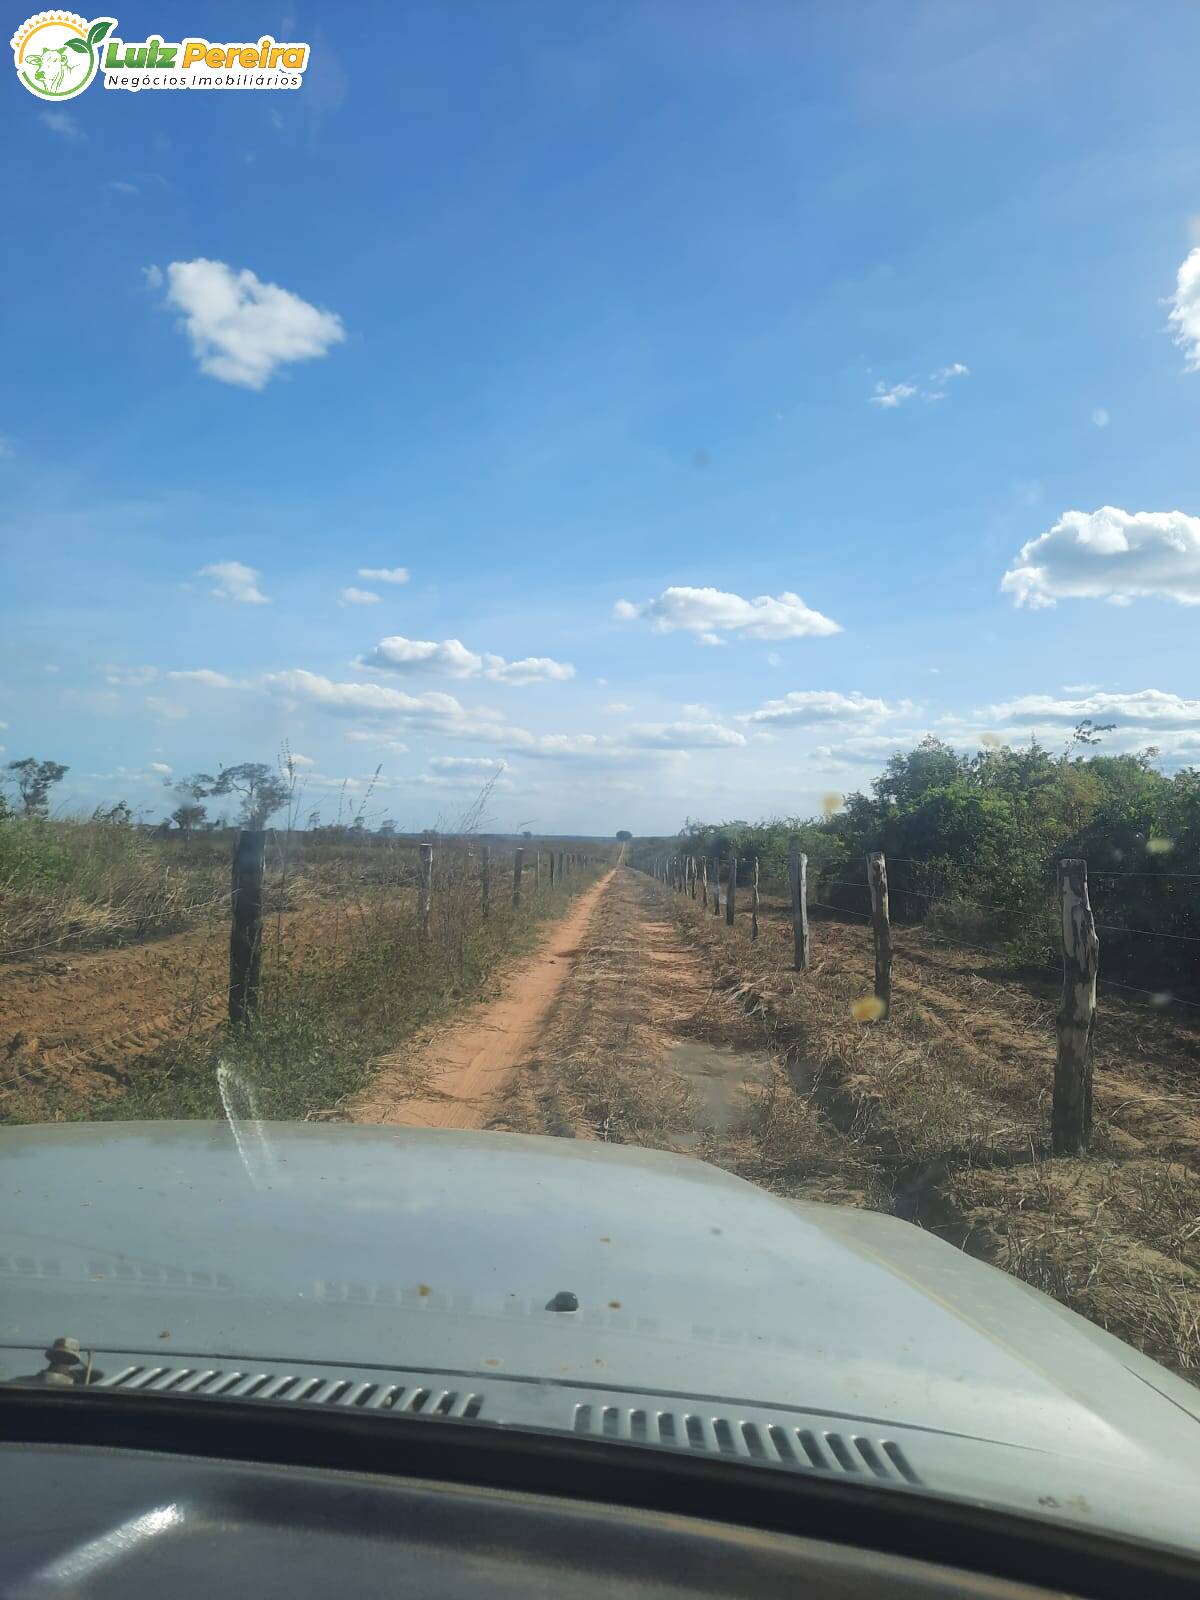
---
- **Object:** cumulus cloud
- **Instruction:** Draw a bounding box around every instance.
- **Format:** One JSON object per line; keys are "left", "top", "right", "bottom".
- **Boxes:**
{"left": 201, "top": 560, "right": 270, "bottom": 604}
{"left": 1168, "top": 247, "right": 1200, "bottom": 370}
{"left": 741, "top": 690, "right": 896, "bottom": 725}
{"left": 359, "top": 635, "right": 574, "bottom": 685}
{"left": 357, "top": 566, "right": 409, "bottom": 584}
{"left": 626, "top": 721, "right": 746, "bottom": 749}
{"left": 979, "top": 688, "right": 1200, "bottom": 732}
{"left": 360, "top": 636, "right": 483, "bottom": 678}
{"left": 484, "top": 655, "right": 575, "bottom": 685}
{"left": 1000, "top": 506, "right": 1200, "bottom": 608}
{"left": 105, "top": 665, "right": 158, "bottom": 686}
{"left": 339, "top": 587, "right": 380, "bottom": 605}
{"left": 168, "top": 669, "right": 237, "bottom": 688}
{"left": 159, "top": 258, "right": 345, "bottom": 389}
{"left": 149, "top": 762, "right": 172, "bottom": 774}
{"left": 614, "top": 585, "right": 840, "bottom": 642}
{"left": 264, "top": 669, "right": 509, "bottom": 741}
{"left": 869, "top": 381, "right": 917, "bottom": 408}
{"left": 931, "top": 362, "right": 970, "bottom": 381}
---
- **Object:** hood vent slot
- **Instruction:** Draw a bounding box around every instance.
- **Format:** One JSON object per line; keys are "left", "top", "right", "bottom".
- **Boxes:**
{"left": 573, "top": 1404, "right": 919, "bottom": 1484}
{"left": 99, "top": 1364, "right": 483, "bottom": 1420}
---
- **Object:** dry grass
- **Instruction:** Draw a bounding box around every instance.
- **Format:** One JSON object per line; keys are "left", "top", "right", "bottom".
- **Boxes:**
{"left": 651, "top": 878, "right": 1200, "bottom": 1381}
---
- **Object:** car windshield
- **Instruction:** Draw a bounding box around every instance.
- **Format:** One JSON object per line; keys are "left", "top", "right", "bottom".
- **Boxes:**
{"left": 2, "top": 0, "right": 1199, "bottom": 1572}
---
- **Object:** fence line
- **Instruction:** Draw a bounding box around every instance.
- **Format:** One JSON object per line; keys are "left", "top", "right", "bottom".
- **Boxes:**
{"left": 634, "top": 842, "right": 1199, "bottom": 1155}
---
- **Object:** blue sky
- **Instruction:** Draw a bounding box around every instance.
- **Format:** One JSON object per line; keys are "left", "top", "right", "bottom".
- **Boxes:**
{"left": 3, "top": 0, "right": 1200, "bottom": 834}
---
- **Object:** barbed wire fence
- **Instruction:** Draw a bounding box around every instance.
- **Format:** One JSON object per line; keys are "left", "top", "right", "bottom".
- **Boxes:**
{"left": 634, "top": 846, "right": 1199, "bottom": 1158}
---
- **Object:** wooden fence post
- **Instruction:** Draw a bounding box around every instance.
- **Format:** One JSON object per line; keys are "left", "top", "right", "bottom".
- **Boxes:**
{"left": 418, "top": 841, "right": 434, "bottom": 939}
{"left": 701, "top": 856, "right": 708, "bottom": 908}
{"left": 481, "top": 844, "right": 491, "bottom": 919}
{"left": 789, "top": 847, "right": 809, "bottom": 971}
{"left": 535, "top": 849, "right": 542, "bottom": 890}
{"left": 867, "top": 852, "right": 891, "bottom": 1018}
{"left": 549, "top": 849, "right": 556, "bottom": 887}
{"left": 558, "top": 850, "right": 565, "bottom": 882}
{"left": 512, "top": 847, "right": 525, "bottom": 908}
{"left": 751, "top": 856, "right": 760, "bottom": 941}
{"left": 725, "top": 857, "right": 738, "bottom": 927}
{"left": 229, "top": 828, "right": 266, "bottom": 1025}
{"left": 1053, "top": 858, "right": 1099, "bottom": 1156}
{"left": 711, "top": 857, "right": 721, "bottom": 916}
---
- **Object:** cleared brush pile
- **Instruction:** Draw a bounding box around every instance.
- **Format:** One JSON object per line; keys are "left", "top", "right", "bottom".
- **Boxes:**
{"left": 652, "top": 878, "right": 1200, "bottom": 1381}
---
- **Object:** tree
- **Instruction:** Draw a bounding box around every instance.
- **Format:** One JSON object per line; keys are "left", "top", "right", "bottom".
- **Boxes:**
{"left": 191, "top": 763, "right": 289, "bottom": 827}
{"left": 616, "top": 830, "right": 633, "bottom": 841}
{"left": 3, "top": 757, "right": 68, "bottom": 816}
{"left": 170, "top": 802, "right": 207, "bottom": 841}
{"left": 92, "top": 799, "right": 133, "bottom": 827}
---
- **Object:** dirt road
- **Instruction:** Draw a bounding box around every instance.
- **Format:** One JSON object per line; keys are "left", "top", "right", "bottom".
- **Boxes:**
{"left": 352, "top": 870, "right": 617, "bottom": 1127}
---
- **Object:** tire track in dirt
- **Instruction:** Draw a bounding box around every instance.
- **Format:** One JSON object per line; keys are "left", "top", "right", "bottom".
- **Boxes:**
{"left": 350, "top": 871, "right": 617, "bottom": 1128}
{"left": 0, "top": 905, "right": 346, "bottom": 1104}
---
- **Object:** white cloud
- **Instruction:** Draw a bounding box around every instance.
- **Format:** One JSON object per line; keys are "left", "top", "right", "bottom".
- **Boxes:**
{"left": 811, "top": 732, "right": 928, "bottom": 765}
{"left": 360, "top": 636, "right": 483, "bottom": 678}
{"left": 626, "top": 721, "right": 746, "bottom": 749}
{"left": 345, "top": 732, "right": 409, "bottom": 753}
{"left": 340, "top": 586, "right": 380, "bottom": 605}
{"left": 359, "top": 635, "right": 574, "bottom": 685}
{"left": 869, "top": 381, "right": 917, "bottom": 408}
{"left": 105, "top": 665, "right": 158, "bottom": 686}
{"left": 141, "top": 264, "right": 163, "bottom": 290}
{"left": 264, "top": 669, "right": 509, "bottom": 742}
{"left": 287, "top": 752, "right": 317, "bottom": 767}
{"left": 614, "top": 585, "right": 840, "bottom": 642}
{"left": 357, "top": 566, "right": 409, "bottom": 585}
{"left": 429, "top": 755, "right": 508, "bottom": 772}
{"left": 979, "top": 688, "right": 1200, "bottom": 732}
{"left": 484, "top": 655, "right": 575, "bottom": 685}
{"left": 108, "top": 179, "right": 139, "bottom": 195}
{"left": 1091, "top": 407, "right": 1110, "bottom": 428}
{"left": 1001, "top": 506, "right": 1200, "bottom": 608}
{"left": 741, "top": 690, "right": 897, "bottom": 726}
{"left": 149, "top": 761, "right": 172, "bottom": 774}
{"left": 168, "top": 669, "right": 238, "bottom": 688}
{"left": 200, "top": 560, "right": 270, "bottom": 605}
{"left": 160, "top": 258, "right": 345, "bottom": 389}
{"left": 41, "top": 109, "right": 85, "bottom": 140}
{"left": 604, "top": 701, "right": 633, "bottom": 713}
{"left": 1167, "top": 246, "right": 1200, "bottom": 370}
{"left": 931, "top": 362, "right": 970, "bottom": 381}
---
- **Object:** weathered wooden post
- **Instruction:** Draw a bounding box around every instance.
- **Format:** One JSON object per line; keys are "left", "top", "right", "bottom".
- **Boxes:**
{"left": 558, "top": 850, "right": 565, "bottom": 882}
{"left": 700, "top": 856, "right": 708, "bottom": 908}
{"left": 418, "top": 841, "right": 434, "bottom": 940}
{"left": 512, "top": 846, "right": 525, "bottom": 908}
{"left": 725, "top": 857, "right": 738, "bottom": 927}
{"left": 789, "top": 847, "right": 809, "bottom": 971}
{"left": 481, "top": 844, "right": 491, "bottom": 919}
{"left": 751, "top": 856, "right": 760, "bottom": 941}
{"left": 1053, "top": 858, "right": 1099, "bottom": 1155}
{"left": 711, "top": 857, "right": 721, "bottom": 916}
{"left": 229, "top": 828, "right": 266, "bottom": 1024}
{"left": 535, "top": 849, "right": 542, "bottom": 890}
{"left": 549, "top": 849, "right": 556, "bottom": 887}
{"left": 867, "top": 852, "right": 892, "bottom": 1018}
